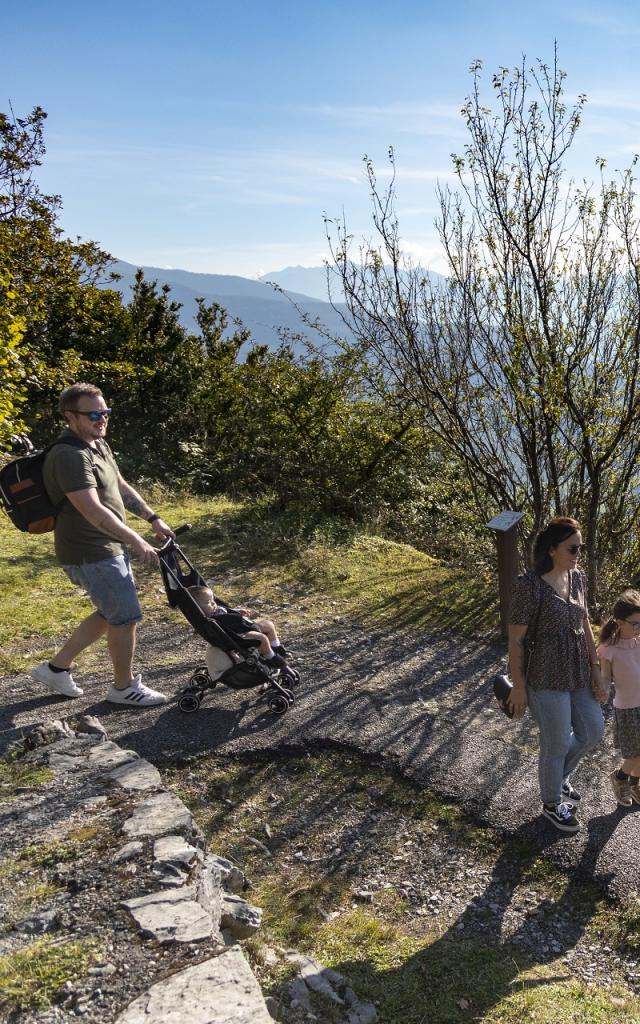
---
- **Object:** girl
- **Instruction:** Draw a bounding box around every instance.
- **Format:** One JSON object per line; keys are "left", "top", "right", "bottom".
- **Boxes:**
{"left": 597, "top": 590, "right": 640, "bottom": 807}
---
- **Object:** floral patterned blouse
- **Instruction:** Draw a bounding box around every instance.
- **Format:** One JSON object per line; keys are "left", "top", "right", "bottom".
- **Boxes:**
{"left": 509, "top": 569, "right": 591, "bottom": 692}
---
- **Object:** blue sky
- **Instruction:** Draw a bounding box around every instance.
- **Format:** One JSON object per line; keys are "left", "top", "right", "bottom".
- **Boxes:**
{"left": 5, "top": 1, "right": 640, "bottom": 278}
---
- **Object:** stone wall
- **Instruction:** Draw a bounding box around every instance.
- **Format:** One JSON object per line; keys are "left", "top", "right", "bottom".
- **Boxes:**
{"left": 1, "top": 717, "right": 376, "bottom": 1024}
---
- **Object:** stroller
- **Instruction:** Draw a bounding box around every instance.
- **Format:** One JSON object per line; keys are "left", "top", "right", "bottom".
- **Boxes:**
{"left": 158, "top": 525, "right": 300, "bottom": 715}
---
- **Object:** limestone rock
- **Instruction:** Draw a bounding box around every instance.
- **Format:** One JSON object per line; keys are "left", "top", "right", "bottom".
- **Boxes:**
{"left": 287, "top": 976, "right": 312, "bottom": 1011}
{"left": 122, "top": 887, "right": 213, "bottom": 944}
{"left": 122, "top": 791, "right": 193, "bottom": 839}
{"left": 104, "top": 759, "right": 163, "bottom": 791}
{"left": 196, "top": 855, "right": 223, "bottom": 932}
{"left": 73, "top": 714, "right": 108, "bottom": 740}
{"left": 209, "top": 854, "right": 245, "bottom": 893}
{"left": 220, "top": 893, "right": 262, "bottom": 939}
{"left": 88, "top": 741, "right": 139, "bottom": 770}
{"left": 114, "top": 946, "right": 273, "bottom": 1023}
{"left": 153, "top": 835, "right": 201, "bottom": 868}
{"left": 24, "top": 719, "right": 76, "bottom": 750}
{"left": 113, "top": 841, "right": 144, "bottom": 864}
{"left": 284, "top": 953, "right": 377, "bottom": 1021}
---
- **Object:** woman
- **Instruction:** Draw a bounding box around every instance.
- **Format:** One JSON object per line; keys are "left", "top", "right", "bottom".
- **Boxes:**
{"left": 508, "top": 516, "right": 607, "bottom": 833}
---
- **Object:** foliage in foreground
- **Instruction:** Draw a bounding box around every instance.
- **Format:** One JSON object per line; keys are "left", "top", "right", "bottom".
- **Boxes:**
{"left": 0, "top": 938, "right": 99, "bottom": 1011}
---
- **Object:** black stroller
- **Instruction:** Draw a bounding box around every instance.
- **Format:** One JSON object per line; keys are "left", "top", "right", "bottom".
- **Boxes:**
{"left": 158, "top": 526, "right": 300, "bottom": 715}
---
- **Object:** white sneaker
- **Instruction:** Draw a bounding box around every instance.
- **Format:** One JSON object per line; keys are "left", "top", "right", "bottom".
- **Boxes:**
{"left": 106, "top": 674, "right": 167, "bottom": 707}
{"left": 31, "top": 661, "right": 84, "bottom": 697}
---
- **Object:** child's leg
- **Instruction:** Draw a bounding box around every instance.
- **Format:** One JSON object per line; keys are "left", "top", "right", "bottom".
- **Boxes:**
{"left": 621, "top": 755, "right": 640, "bottom": 776}
{"left": 240, "top": 630, "right": 274, "bottom": 658}
{"left": 254, "top": 618, "right": 280, "bottom": 645}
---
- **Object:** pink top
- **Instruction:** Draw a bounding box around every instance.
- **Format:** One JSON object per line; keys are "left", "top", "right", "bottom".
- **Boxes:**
{"left": 597, "top": 637, "right": 640, "bottom": 709}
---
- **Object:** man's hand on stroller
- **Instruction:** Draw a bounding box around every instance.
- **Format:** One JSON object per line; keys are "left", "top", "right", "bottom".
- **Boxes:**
{"left": 131, "top": 535, "right": 160, "bottom": 568}
{"left": 150, "top": 517, "right": 175, "bottom": 541}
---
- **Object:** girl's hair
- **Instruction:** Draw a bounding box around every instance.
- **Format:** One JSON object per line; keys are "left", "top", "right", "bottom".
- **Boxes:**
{"left": 599, "top": 589, "right": 640, "bottom": 645}
{"left": 532, "top": 516, "right": 582, "bottom": 575}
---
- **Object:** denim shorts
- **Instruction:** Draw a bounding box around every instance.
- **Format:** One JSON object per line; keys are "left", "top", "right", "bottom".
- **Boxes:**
{"left": 62, "top": 554, "right": 143, "bottom": 626}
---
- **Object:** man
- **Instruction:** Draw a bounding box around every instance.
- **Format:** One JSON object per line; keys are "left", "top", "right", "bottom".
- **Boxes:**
{"left": 31, "top": 382, "right": 174, "bottom": 707}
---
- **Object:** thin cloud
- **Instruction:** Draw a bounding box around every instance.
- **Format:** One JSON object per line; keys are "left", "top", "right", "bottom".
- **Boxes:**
{"left": 561, "top": 4, "right": 638, "bottom": 36}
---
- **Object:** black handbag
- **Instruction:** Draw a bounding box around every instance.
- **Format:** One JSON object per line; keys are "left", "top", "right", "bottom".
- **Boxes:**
{"left": 493, "top": 574, "right": 543, "bottom": 718}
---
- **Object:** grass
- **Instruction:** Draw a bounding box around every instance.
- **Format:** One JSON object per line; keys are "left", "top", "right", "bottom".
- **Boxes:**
{"left": 0, "top": 818, "right": 104, "bottom": 926}
{"left": 0, "top": 938, "right": 99, "bottom": 1011}
{"left": 0, "top": 760, "right": 54, "bottom": 798}
{"left": 165, "top": 748, "right": 640, "bottom": 1024}
{"left": 0, "top": 492, "right": 500, "bottom": 674}
{"left": 593, "top": 897, "right": 640, "bottom": 954}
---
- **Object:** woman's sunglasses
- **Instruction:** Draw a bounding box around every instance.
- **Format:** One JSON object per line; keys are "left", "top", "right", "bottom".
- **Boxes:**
{"left": 69, "top": 408, "right": 112, "bottom": 422}
{"left": 566, "top": 544, "right": 586, "bottom": 555}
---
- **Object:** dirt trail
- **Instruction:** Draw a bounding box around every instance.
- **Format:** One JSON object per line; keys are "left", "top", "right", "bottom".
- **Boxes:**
{"left": 1, "top": 614, "right": 638, "bottom": 901}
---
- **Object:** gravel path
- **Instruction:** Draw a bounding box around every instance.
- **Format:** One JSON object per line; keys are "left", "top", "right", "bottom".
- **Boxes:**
{"left": 2, "top": 613, "right": 639, "bottom": 903}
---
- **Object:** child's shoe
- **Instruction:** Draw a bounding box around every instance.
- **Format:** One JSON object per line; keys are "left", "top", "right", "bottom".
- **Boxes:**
{"left": 610, "top": 770, "right": 633, "bottom": 807}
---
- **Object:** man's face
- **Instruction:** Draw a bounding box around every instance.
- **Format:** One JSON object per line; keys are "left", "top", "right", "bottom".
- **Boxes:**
{"left": 65, "top": 394, "right": 111, "bottom": 443}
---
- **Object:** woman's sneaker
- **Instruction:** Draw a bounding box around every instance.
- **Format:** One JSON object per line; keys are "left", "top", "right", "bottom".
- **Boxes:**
{"left": 106, "top": 675, "right": 167, "bottom": 707}
{"left": 610, "top": 770, "right": 633, "bottom": 807}
{"left": 561, "top": 781, "right": 581, "bottom": 807}
{"left": 630, "top": 782, "right": 640, "bottom": 805}
{"left": 542, "top": 801, "right": 580, "bottom": 832}
{"left": 31, "top": 661, "right": 84, "bottom": 697}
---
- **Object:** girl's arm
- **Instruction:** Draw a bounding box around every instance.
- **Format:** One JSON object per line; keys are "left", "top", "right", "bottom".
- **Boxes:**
{"left": 598, "top": 657, "right": 613, "bottom": 703}
{"left": 507, "top": 623, "right": 529, "bottom": 718}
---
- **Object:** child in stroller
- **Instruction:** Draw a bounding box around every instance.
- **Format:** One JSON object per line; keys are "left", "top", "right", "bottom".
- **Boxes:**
{"left": 187, "top": 585, "right": 288, "bottom": 663}
{"left": 158, "top": 526, "right": 299, "bottom": 715}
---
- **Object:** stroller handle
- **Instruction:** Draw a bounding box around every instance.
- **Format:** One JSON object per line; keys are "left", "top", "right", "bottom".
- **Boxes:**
{"left": 157, "top": 523, "right": 192, "bottom": 557}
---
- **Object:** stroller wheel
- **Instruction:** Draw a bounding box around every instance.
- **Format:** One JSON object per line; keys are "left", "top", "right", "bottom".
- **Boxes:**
{"left": 178, "top": 689, "right": 202, "bottom": 713}
{"left": 189, "top": 668, "right": 213, "bottom": 689}
{"left": 269, "top": 694, "right": 289, "bottom": 715}
{"left": 285, "top": 668, "right": 300, "bottom": 687}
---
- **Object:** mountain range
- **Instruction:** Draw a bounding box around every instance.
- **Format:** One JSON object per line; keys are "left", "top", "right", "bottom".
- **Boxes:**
{"left": 100, "top": 260, "right": 349, "bottom": 353}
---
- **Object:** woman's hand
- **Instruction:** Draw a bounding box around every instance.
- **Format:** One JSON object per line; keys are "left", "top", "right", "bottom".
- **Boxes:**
{"left": 507, "top": 681, "right": 528, "bottom": 719}
{"left": 590, "top": 665, "right": 609, "bottom": 702}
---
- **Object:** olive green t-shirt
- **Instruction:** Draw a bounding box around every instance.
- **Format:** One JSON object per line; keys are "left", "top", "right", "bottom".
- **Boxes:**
{"left": 43, "top": 429, "right": 127, "bottom": 565}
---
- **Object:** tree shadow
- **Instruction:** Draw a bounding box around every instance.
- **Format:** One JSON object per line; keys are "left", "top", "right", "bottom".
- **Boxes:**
{"left": 325, "top": 813, "right": 627, "bottom": 1023}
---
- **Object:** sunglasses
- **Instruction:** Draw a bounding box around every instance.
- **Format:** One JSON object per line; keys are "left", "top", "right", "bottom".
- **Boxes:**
{"left": 70, "top": 408, "right": 112, "bottom": 422}
{"left": 563, "top": 543, "right": 586, "bottom": 555}
{"left": 623, "top": 619, "right": 640, "bottom": 631}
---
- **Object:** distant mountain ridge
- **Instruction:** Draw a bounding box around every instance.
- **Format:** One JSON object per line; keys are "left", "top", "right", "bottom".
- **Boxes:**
{"left": 260, "top": 264, "right": 446, "bottom": 303}
{"left": 99, "top": 260, "right": 351, "bottom": 353}
{"left": 259, "top": 265, "right": 338, "bottom": 303}
{"left": 99, "top": 260, "right": 446, "bottom": 353}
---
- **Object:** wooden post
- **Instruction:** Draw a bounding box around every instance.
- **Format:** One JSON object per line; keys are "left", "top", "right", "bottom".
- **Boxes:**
{"left": 486, "top": 511, "right": 523, "bottom": 638}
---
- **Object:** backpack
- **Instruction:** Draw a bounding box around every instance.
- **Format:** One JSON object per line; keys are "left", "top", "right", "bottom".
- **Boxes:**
{"left": 0, "top": 436, "right": 90, "bottom": 534}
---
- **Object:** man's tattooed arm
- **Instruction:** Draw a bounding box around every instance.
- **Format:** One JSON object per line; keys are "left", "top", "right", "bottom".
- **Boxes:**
{"left": 119, "top": 479, "right": 153, "bottom": 520}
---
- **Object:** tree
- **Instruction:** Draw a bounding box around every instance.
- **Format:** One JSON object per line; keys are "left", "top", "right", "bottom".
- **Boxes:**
{"left": 0, "top": 106, "right": 49, "bottom": 448}
{"left": 327, "top": 52, "right": 640, "bottom": 604}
